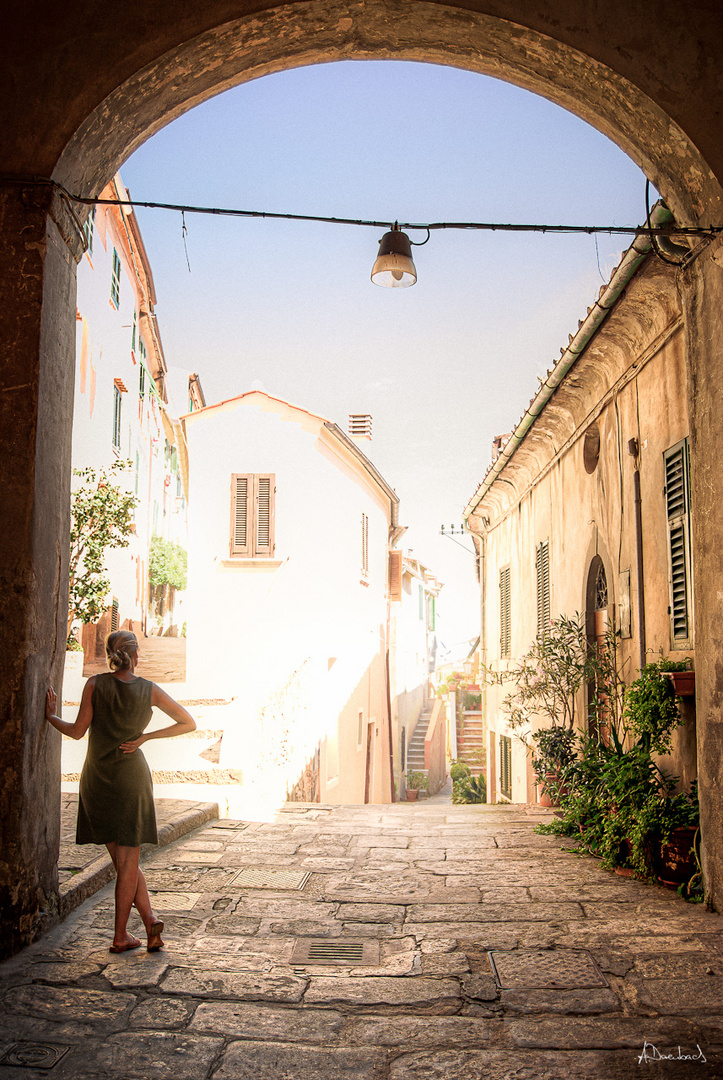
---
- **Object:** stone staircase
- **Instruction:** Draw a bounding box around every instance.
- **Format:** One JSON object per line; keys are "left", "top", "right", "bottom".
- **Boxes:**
{"left": 456, "top": 710, "right": 485, "bottom": 775}
{"left": 406, "top": 704, "right": 434, "bottom": 780}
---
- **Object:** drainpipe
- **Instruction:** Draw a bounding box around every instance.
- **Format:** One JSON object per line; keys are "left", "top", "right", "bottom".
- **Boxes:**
{"left": 463, "top": 201, "right": 675, "bottom": 520}
{"left": 629, "top": 438, "right": 647, "bottom": 670}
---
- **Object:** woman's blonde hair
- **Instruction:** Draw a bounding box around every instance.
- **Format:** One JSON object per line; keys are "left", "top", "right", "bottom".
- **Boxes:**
{"left": 105, "top": 630, "right": 139, "bottom": 671}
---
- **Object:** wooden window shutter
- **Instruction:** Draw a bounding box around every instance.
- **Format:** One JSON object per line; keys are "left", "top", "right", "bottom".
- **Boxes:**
{"left": 536, "top": 540, "right": 551, "bottom": 639}
{"left": 499, "top": 565, "right": 511, "bottom": 657}
{"left": 664, "top": 440, "right": 692, "bottom": 644}
{"left": 230, "top": 474, "right": 253, "bottom": 556}
{"left": 254, "top": 474, "right": 275, "bottom": 556}
{"left": 231, "top": 473, "right": 275, "bottom": 557}
{"left": 428, "top": 595, "right": 436, "bottom": 631}
{"left": 500, "top": 735, "right": 512, "bottom": 799}
{"left": 388, "top": 550, "right": 403, "bottom": 600}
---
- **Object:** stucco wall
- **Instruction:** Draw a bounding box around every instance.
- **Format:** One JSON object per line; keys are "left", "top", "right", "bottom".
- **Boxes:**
{"left": 475, "top": 258, "right": 692, "bottom": 802}
{"left": 183, "top": 393, "right": 392, "bottom": 802}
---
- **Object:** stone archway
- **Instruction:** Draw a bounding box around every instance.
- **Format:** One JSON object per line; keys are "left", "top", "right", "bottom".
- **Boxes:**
{"left": 4, "top": 0, "right": 723, "bottom": 955}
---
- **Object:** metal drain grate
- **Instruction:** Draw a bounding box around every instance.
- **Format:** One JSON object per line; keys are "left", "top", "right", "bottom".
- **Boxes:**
{"left": 291, "top": 939, "right": 380, "bottom": 966}
{"left": 0, "top": 1043, "right": 70, "bottom": 1070}
{"left": 488, "top": 948, "right": 609, "bottom": 990}
{"left": 229, "top": 867, "right": 310, "bottom": 890}
{"left": 211, "top": 821, "right": 250, "bottom": 830}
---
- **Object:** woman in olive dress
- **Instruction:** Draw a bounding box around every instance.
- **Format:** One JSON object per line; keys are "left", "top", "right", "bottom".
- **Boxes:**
{"left": 46, "top": 630, "right": 196, "bottom": 952}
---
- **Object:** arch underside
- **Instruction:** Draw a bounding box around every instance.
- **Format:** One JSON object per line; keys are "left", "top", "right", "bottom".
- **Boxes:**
{"left": 53, "top": 0, "right": 721, "bottom": 227}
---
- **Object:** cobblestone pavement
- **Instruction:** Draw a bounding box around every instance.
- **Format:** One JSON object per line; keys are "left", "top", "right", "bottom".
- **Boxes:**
{"left": 2, "top": 800, "right": 722, "bottom": 1079}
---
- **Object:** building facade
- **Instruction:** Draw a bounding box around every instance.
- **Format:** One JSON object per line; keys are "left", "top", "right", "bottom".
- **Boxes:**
{"left": 464, "top": 233, "right": 694, "bottom": 803}
{"left": 388, "top": 552, "right": 442, "bottom": 793}
{"left": 182, "top": 391, "right": 403, "bottom": 804}
{"left": 72, "top": 173, "right": 187, "bottom": 654}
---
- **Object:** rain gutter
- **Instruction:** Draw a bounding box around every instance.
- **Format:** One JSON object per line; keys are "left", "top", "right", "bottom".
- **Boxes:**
{"left": 463, "top": 201, "right": 674, "bottom": 522}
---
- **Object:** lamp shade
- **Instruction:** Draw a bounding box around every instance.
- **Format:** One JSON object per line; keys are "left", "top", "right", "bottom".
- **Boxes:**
{"left": 371, "top": 228, "right": 417, "bottom": 288}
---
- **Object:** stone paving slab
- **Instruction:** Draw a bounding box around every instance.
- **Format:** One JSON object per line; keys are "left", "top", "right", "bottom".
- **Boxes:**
{"left": 2, "top": 799, "right": 723, "bottom": 1078}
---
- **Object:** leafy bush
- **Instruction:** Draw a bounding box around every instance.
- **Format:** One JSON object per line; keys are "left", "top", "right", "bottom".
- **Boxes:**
{"left": 68, "top": 462, "right": 137, "bottom": 632}
{"left": 450, "top": 761, "right": 472, "bottom": 782}
{"left": 406, "top": 770, "right": 428, "bottom": 790}
{"left": 452, "top": 773, "right": 486, "bottom": 804}
{"left": 148, "top": 537, "right": 187, "bottom": 591}
{"left": 535, "top": 663, "right": 700, "bottom": 883}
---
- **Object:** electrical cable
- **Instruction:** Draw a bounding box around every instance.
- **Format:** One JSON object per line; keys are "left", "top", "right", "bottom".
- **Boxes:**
{"left": 3, "top": 175, "right": 721, "bottom": 240}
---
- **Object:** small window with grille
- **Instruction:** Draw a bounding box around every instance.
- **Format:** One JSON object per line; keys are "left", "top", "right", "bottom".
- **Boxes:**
{"left": 664, "top": 439, "right": 693, "bottom": 648}
{"left": 230, "top": 474, "right": 275, "bottom": 558}
{"left": 499, "top": 565, "right": 511, "bottom": 658}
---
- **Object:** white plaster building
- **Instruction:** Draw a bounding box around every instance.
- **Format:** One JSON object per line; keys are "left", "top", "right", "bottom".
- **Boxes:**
{"left": 72, "top": 173, "right": 187, "bottom": 652}
{"left": 182, "top": 391, "right": 403, "bottom": 804}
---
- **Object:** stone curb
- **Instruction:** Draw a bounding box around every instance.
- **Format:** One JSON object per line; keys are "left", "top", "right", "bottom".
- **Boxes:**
{"left": 58, "top": 801, "right": 219, "bottom": 918}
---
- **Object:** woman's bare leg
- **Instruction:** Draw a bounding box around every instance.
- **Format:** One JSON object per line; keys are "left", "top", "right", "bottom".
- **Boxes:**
{"left": 106, "top": 843, "right": 159, "bottom": 944}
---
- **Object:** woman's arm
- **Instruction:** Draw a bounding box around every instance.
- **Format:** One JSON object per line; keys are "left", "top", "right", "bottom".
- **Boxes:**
{"left": 45, "top": 677, "right": 95, "bottom": 740}
{"left": 119, "top": 685, "right": 196, "bottom": 754}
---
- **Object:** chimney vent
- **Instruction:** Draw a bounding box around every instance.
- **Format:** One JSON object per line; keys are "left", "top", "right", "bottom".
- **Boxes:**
{"left": 349, "top": 414, "right": 372, "bottom": 441}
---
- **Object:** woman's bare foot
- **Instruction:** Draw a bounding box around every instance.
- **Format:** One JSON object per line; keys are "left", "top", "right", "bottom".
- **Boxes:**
{"left": 109, "top": 934, "right": 142, "bottom": 953}
{"left": 146, "top": 920, "right": 165, "bottom": 952}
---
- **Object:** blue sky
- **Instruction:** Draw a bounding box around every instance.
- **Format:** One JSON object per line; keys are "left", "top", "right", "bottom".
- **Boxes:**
{"left": 122, "top": 60, "right": 651, "bottom": 655}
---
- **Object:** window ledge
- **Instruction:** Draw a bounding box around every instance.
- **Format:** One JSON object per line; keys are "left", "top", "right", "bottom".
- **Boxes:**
{"left": 219, "top": 558, "right": 283, "bottom": 570}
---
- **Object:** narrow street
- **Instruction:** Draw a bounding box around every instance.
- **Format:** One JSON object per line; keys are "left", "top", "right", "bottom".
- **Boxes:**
{"left": 1, "top": 798, "right": 721, "bottom": 1079}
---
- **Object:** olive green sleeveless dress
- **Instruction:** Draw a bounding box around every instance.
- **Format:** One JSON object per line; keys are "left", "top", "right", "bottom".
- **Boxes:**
{"left": 76, "top": 672, "right": 158, "bottom": 846}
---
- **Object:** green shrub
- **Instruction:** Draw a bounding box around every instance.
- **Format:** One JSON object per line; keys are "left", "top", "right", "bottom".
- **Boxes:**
{"left": 452, "top": 773, "right": 486, "bottom": 804}
{"left": 450, "top": 761, "right": 472, "bottom": 782}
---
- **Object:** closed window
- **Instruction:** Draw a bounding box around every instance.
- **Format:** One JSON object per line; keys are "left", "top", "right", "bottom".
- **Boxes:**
{"left": 499, "top": 565, "right": 511, "bottom": 657}
{"left": 83, "top": 207, "right": 95, "bottom": 257}
{"left": 536, "top": 539, "right": 551, "bottom": 640}
{"left": 664, "top": 439, "right": 693, "bottom": 647}
{"left": 388, "top": 549, "right": 402, "bottom": 601}
{"left": 361, "top": 513, "right": 369, "bottom": 578}
{"left": 427, "top": 594, "right": 436, "bottom": 631}
{"left": 110, "top": 248, "right": 121, "bottom": 306}
{"left": 112, "top": 384, "right": 122, "bottom": 450}
{"left": 230, "top": 474, "right": 275, "bottom": 558}
{"left": 500, "top": 735, "right": 512, "bottom": 800}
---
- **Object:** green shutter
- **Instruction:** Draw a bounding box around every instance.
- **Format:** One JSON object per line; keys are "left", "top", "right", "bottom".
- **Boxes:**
{"left": 664, "top": 440, "right": 692, "bottom": 644}
{"left": 536, "top": 540, "right": 550, "bottom": 640}
{"left": 500, "top": 735, "right": 512, "bottom": 799}
{"left": 499, "top": 565, "right": 511, "bottom": 657}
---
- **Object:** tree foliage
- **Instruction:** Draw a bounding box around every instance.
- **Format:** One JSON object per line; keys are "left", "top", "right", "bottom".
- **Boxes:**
{"left": 148, "top": 536, "right": 187, "bottom": 591}
{"left": 68, "top": 462, "right": 137, "bottom": 632}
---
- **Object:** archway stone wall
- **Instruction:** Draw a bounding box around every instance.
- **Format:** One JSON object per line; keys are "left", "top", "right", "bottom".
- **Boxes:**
{"left": 3, "top": 0, "right": 723, "bottom": 953}
{"left": 52, "top": 0, "right": 722, "bottom": 227}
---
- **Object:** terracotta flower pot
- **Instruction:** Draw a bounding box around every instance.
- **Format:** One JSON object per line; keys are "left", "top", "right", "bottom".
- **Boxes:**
{"left": 653, "top": 826, "right": 697, "bottom": 886}
{"left": 406, "top": 789, "right": 419, "bottom": 801}
{"left": 667, "top": 670, "right": 695, "bottom": 697}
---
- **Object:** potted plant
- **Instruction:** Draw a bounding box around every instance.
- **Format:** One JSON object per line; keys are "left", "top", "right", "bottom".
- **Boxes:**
{"left": 535, "top": 660, "right": 700, "bottom": 890}
{"left": 406, "top": 771, "right": 428, "bottom": 800}
{"left": 529, "top": 725, "right": 577, "bottom": 806}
